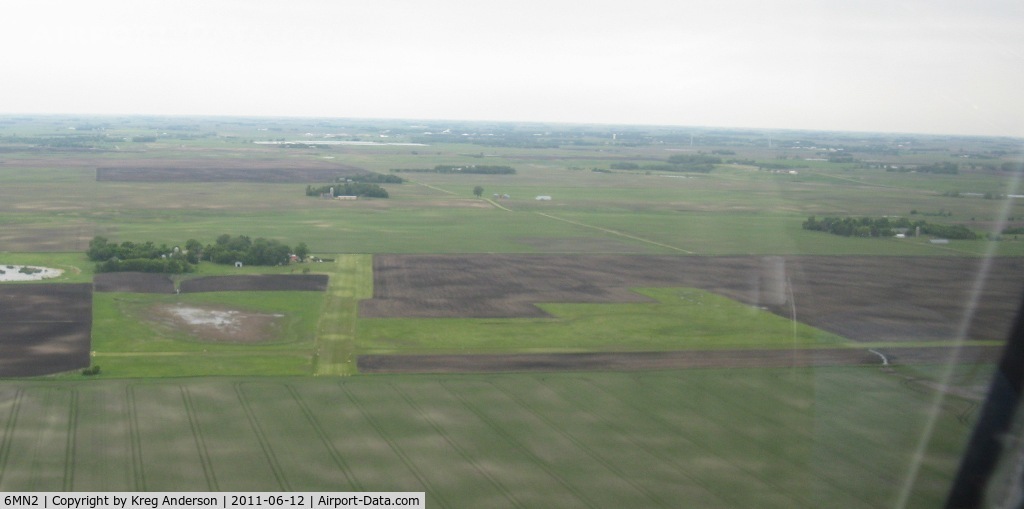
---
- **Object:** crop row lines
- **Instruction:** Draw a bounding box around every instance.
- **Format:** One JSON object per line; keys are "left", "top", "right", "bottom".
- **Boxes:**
{"left": 283, "top": 383, "right": 363, "bottom": 490}
{"left": 523, "top": 376, "right": 734, "bottom": 506}
{"left": 387, "top": 381, "right": 523, "bottom": 508}
{"left": 234, "top": 382, "right": 289, "bottom": 490}
{"left": 577, "top": 375, "right": 806, "bottom": 508}
{"left": 436, "top": 380, "right": 599, "bottom": 509}
{"left": 180, "top": 386, "right": 219, "bottom": 491}
{"left": 0, "top": 389, "right": 25, "bottom": 488}
{"left": 336, "top": 382, "right": 447, "bottom": 507}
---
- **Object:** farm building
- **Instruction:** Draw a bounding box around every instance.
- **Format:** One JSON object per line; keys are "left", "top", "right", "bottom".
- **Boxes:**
{"left": 535, "top": 195, "right": 552, "bottom": 201}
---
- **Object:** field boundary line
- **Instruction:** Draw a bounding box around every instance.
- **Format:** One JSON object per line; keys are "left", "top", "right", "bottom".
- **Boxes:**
{"left": 63, "top": 389, "right": 78, "bottom": 491}
{"left": 407, "top": 179, "right": 456, "bottom": 195}
{"left": 388, "top": 381, "right": 524, "bottom": 508}
{"left": 126, "top": 385, "right": 147, "bottom": 491}
{"left": 0, "top": 389, "right": 25, "bottom": 488}
{"left": 234, "top": 382, "right": 290, "bottom": 491}
{"left": 180, "top": 386, "right": 219, "bottom": 491}
{"left": 534, "top": 212, "right": 695, "bottom": 254}
{"left": 437, "top": 380, "right": 599, "bottom": 509}
{"left": 484, "top": 379, "right": 675, "bottom": 508}
{"left": 483, "top": 197, "right": 513, "bottom": 211}
{"left": 284, "top": 384, "right": 362, "bottom": 490}
{"left": 336, "top": 382, "right": 448, "bottom": 507}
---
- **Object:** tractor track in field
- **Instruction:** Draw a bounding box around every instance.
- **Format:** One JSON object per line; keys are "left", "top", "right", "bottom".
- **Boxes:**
{"left": 437, "top": 380, "right": 600, "bottom": 509}
{"left": 180, "top": 386, "right": 219, "bottom": 491}
{"left": 235, "top": 383, "right": 290, "bottom": 491}
{"left": 634, "top": 374, "right": 819, "bottom": 505}
{"left": 126, "top": 385, "right": 147, "bottom": 491}
{"left": 529, "top": 376, "right": 735, "bottom": 507}
{"left": 336, "top": 382, "right": 448, "bottom": 507}
{"left": 388, "top": 381, "right": 524, "bottom": 509}
{"left": 0, "top": 388, "right": 25, "bottom": 488}
{"left": 63, "top": 389, "right": 78, "bottom": 491}
{"left": 576, "top": 375, "right": 814, "bottom": 508}
{"left": 698, "top": 373, "right": 909, "bottom": 506}
{"left": 284, "top": 384, "right": 362, "bottom": 491}
{"left": 484, "top": 379, "right": 676, "bottom": 508}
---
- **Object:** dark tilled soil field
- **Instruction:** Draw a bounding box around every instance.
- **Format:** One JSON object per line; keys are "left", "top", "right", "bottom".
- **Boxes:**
{"left": 0, "top": 284, "right": 92, "bottom": 376}
{"left": 362, "top": 255, "right": 1024, "bottom": 342}
{"left": 357, "top": 345, "right": 1002, "bottom": 373}
{"left": 96, "top": 164, "right": 367, "bottom": 183}
{"left": 94, "top": 272, "right": 175, "bottom": 293}
{"left": 179, "top": 274, "right": 329, "bottom": 293}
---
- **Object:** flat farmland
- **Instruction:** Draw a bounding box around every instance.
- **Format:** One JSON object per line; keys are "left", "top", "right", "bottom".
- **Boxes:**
{"left": 0, "top": 284, "right": 92, "bottom": 376}
{"left": 0, "top": 369, "right": 974, "bottom": 508}
{"left": 362, "top": 254, "right": 1024, "bottom": 343}
{"left": 96, "top": 165, "right": 367, "bottom": 183}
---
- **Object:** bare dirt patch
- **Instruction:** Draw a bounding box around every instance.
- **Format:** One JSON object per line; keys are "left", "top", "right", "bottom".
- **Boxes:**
{"left": 148, "top": 303, "right": 283, "bottom": 343}
{"left": 0, "top": 284, "right": 92, "bottom": 376}
{"left": 94, "top": 272, "right": 175, "bottom": 293}
{"left": 179, "top": 274, "right": 328, "bottom": 293}
{"left": 362, "top": 254, "right": 1024, "bottom": 342}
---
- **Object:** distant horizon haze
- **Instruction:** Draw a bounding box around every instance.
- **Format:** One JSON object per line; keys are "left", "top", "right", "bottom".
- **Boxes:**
{"left": 1, "top": 0, "right": 1021, "bottom": 138}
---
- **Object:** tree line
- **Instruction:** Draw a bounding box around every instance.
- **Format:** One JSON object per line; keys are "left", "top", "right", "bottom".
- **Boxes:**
{"left": 344, "top": 174, "right": 404, "bottom": 184}
{"left": 802, "top": 216, "right": 979, "bottom": 239}
{"left": 87, "top": 235, "right": 308, "bottom": 273}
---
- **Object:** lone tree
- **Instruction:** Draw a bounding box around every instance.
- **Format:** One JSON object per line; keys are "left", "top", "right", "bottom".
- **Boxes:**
{"left": 473, "top": 185, "right": 484, "bottom": 197}
{"left": 294, "top": 242, "right": 309, "bottom": 261}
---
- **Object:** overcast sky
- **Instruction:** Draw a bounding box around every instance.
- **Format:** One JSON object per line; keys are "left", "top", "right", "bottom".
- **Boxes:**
{"left": 1, "top": 0, "right": 1022, "bottom": 136}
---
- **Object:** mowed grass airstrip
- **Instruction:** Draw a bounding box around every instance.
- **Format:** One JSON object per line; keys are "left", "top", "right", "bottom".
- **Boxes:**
{"left": 1, "top": 117, "right": 1022, "bottom": 505}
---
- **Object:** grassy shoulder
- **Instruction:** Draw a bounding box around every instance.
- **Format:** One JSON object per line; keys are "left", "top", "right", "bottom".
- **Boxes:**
{"left": 356, "top": 287, "right": 847, "bottom": 355}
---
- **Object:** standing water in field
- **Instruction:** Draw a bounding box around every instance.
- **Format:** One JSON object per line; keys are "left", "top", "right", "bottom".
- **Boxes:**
{"left": 0, "top": 265, "right": 63, "bottom": 282}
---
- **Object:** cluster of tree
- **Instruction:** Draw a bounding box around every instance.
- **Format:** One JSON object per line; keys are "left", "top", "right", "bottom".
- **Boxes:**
{"left": 204, "top": 234, "right": 298, "bottom": 266}
{"left": 88, "top": 234, "right": 308, "bottom": 273}
{"left": 802, "top": 216, "right": 979, "bottom": 239}
{"left": 305, "top": 183, "right": 389, "bottom": 198}
{"left": 343, "top": 173, "right": 404, "bottom": 184}
{"left": 390, "top": 165, "right": 516, "bottom": 175}
{"left": 645, "top": 163, "right": 715, "bottom": 173}
{"left": 888, "top": 162, "right": 959, "bottom": 174}
{"left": 88, "top": 237, "right": 199, "bottom": 264}
{"left": 1002, "top": 226, "right": 1024, "bottom": 235}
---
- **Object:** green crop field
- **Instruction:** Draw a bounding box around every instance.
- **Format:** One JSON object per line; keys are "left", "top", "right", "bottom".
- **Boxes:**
{"left": 0, "top": 368, "right": 978, "bottom": 508}
{"left": 0, "top": 116, "right": 1020, "bottom": 504}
